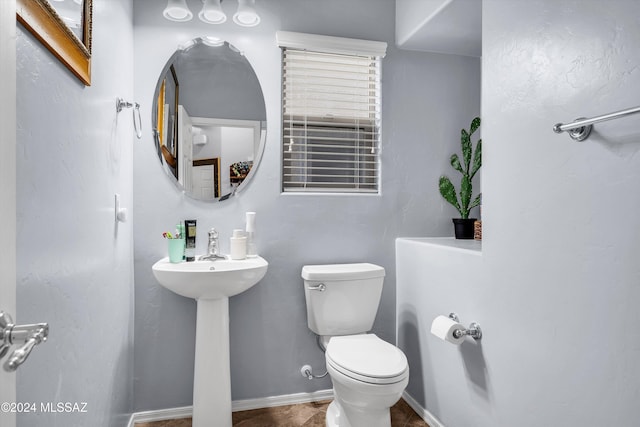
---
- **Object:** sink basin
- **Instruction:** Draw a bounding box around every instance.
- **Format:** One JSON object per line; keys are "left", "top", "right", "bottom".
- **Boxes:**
{"left": 152, "top": 256, "right": 268, "bottom": 300}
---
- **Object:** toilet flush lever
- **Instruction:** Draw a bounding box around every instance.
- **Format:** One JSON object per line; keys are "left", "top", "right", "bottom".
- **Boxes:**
{"left": 307, "top": 283, "right": 326, "bottom": 292}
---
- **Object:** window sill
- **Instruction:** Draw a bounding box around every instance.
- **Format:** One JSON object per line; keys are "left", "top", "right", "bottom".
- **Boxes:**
{"left": 280, "top": 191, "right": 381, "bottom": 197}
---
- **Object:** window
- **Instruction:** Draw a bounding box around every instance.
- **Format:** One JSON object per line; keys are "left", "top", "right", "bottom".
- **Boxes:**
{"left": 277, "top": 32, "right": 387, "bottom": 193}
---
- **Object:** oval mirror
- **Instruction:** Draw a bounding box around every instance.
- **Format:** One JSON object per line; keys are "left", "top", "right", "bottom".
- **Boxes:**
{"left": 152, "top": 37, "right": 267, "bottom": 202}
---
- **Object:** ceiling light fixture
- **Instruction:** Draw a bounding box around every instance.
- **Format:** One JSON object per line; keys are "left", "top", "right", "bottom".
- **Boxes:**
{"left": 163, "top": 0, "right": 193, "bottom": 22}
{"left": 233, "top": 0, "right": 260, "bottom": 27}
{"left": 199, "top": 0, "right": 227, "bottom": 24}
{"left": 162, "top": 0, "right": 260, "bottom": 26}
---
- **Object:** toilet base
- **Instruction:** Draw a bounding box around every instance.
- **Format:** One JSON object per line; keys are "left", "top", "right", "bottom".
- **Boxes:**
{"left": 325, "top": 400, "right": 392, "bottom": 427}
{"left": 325, "top": 401, "right": 340, "bottom": 427}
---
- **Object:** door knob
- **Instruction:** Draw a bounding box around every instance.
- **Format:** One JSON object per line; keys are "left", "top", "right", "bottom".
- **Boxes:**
{"left": 0, "top": 311, "right": 49, "bottom": 372}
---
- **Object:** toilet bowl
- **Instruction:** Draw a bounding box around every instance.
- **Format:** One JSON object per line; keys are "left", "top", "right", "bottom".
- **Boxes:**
{"left": 324, "top": 334, "right": 409, "bottom": 427}
{"left": 301, "top": 263, "right": 409, "bottom": 427}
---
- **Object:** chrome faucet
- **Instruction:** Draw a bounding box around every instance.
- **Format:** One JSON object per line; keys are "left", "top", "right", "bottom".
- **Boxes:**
{"left": 199, "top": 228, "right": 225, "bottom": 261}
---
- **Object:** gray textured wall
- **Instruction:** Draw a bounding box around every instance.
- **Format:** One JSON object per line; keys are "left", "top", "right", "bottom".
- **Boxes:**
{"left": 15, "top": 0, "right": 135, "bottom": 426}
{"left": 133, "top": 0, "right": 480, "bottom": 411}
{"left": 482, "top": 1, "right": 640, "bottom": 424}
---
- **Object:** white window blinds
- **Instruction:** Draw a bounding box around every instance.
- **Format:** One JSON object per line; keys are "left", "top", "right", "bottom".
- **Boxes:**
{"left": 277, "top": 32, "right": 387, "bottom": 193}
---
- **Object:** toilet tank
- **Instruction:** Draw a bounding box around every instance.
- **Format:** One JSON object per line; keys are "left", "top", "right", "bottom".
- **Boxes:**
{"left": 302, "top": 263, "right": 385, "bottom": 336}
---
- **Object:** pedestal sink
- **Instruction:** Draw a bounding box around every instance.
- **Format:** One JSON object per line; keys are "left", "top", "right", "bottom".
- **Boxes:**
{"left": 152, "top": 256, "right": 268, "bottom": 427}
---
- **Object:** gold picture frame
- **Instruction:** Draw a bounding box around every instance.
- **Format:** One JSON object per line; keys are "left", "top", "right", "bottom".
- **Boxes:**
{"left": 16, "top": 0, "right": 93, "bottom": 86}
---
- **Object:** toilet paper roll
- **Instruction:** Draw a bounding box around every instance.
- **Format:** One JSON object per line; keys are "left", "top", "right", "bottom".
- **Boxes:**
{"left": 430, "top": 315, "right": 465, "bottom": 345}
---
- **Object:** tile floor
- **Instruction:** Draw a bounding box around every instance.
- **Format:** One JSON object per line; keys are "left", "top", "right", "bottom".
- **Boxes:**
{"left": 135, "top": 398, "right": 429, "bottom": 427}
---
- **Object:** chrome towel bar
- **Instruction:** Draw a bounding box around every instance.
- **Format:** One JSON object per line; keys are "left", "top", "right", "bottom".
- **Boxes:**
{"left": 553, "top": 105, "right": 640, "bottom": 141}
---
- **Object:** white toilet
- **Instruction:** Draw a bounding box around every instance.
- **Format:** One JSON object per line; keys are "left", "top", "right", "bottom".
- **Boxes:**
{"left": 302, "top": 263, "right": 409, "bottom": 427}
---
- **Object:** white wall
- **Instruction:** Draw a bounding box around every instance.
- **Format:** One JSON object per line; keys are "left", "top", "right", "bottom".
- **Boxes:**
{"left": 133, "top": 0, "right": 481, "bottom": 411}
{"left": 16, "top": 1, "right": 135, "bottom": 426}
{"left": 0, "top": 1, "right": 17, "bottom": 425}
{"left": 484, "top": 1, "right": 640, "bottom": 424}
{"left": 396, "top": 0, "right": 449, "bottom": 44}
{"left": 396, "top": 238, "right": 482, "bottom": 426}
{"left": 397, "top": 1, "right": 640, "bottom": 426}
{"left": 395, "top": 0, "right": 482, "bottom": 57}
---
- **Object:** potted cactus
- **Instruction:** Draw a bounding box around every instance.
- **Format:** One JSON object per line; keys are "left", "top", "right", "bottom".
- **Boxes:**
{"left": 438, "top": 117, "right": 482, "bottom": 239}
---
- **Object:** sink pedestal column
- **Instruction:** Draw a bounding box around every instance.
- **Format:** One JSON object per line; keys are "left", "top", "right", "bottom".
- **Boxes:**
{"left": 193, "top": 298, "right": 231, "bottom": 427}
{"left": 151, "top": 256, "right": 268, "bottom": 426}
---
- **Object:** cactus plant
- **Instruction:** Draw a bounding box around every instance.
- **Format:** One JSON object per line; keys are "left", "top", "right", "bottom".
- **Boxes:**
{"left": 439, "top": 117, "right": 482, "bottom": 219}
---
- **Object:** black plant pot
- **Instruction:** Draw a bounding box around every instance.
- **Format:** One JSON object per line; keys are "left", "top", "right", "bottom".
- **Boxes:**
{"left": 452, "top": 218, "right": 477, "bottom": 239}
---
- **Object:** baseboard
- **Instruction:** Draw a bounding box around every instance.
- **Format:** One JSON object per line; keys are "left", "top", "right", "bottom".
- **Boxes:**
{"left": 232, "top": 389, "right": 334, "bottom": 412}
{"left": 127, "top": 390, "right": 439, "bottom": 427}
{"left": 126, "top": 389, "right": 334, "bottom": 427}
{"left": 127, "top": 406, "right": 193, "bottom": 427}
{"left": 402, "top": 391, "right": 445, "bottom": 427}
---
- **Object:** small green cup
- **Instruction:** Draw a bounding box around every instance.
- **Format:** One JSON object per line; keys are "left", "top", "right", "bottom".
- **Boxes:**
{"left": 168, "top": 238, "right": 185, "bottom": 263}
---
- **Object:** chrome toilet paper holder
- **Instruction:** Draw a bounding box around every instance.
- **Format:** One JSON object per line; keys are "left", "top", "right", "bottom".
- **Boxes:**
{"left": 448, "top": 313, "right": 482, "bottom": 340}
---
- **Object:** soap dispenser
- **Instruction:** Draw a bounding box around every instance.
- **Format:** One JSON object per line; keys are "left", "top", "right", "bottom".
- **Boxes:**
{"left": 184, "top": 219, "right": 197, "bottom": 262}
{"left": 245, "top": 212, "right": 257, "bottom": 257}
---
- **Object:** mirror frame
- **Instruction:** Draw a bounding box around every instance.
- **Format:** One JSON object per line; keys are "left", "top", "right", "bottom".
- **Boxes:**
{"left": 16, "top": 0, "right": 93, "bottom": 86}
{"left": 157, "top": 65, "right": 180, "bottom": 169}
{"left": 152, "top": 38, "right": 267, "bottom": 203}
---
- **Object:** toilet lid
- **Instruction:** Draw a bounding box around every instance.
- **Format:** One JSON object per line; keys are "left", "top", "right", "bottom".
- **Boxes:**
{"left": 326, "top": 334, "right": 408, "bottom": 384}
